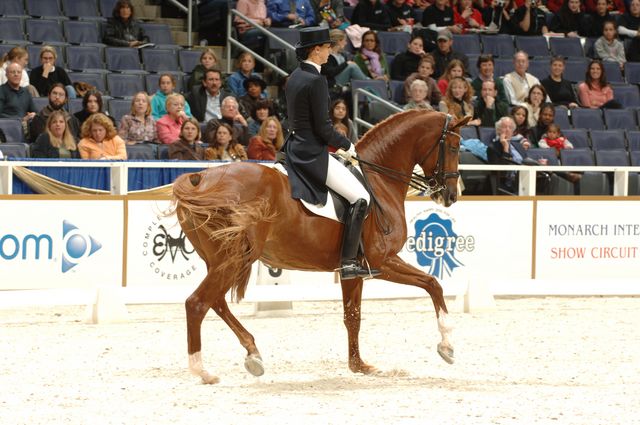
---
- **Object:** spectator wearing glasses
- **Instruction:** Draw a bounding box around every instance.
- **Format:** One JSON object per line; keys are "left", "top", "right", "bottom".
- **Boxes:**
{"left": 29, "top": 83, "right": 81, "bottom": 143}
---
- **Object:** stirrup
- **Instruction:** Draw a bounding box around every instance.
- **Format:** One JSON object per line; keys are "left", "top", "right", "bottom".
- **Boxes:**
{"left": 339, "top": 261, "right": 380, "bottom": 280}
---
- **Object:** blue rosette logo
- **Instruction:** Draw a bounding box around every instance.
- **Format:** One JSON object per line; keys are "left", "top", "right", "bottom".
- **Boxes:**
{"left": 406, "top": 212, "right": 474, "bottom": 279}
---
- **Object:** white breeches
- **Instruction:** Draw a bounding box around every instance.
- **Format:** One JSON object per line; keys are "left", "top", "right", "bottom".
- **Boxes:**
{"left": 325, "top": 154, "right": 370, "bottom": 205}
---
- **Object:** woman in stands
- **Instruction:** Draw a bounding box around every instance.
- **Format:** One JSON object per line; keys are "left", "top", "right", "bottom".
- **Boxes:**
{"left": 118, "top": 92, "right": 157, "bottom": 144}
{"left": 523, "top": 84, "right": 547, "bottom": 128}
{"left": 454, "top": 0, "right": 485, "bottom": 32}
{"left": 168, "top": 118, "right": 205, "bottom": 160}
{"left": 437, "top": 59, "right": 465, "bottom": 96}
{"left": 31, "top": 110, "right": 79, "bottom": 159}
{"left": 151, "top": 74, "right": 193, "bottom": 120}
{"left": 247, "top": 116, "right": 284, "bottom": 160}
{"left": 540, "top": 56, "right": 579, "bottom": 109}
{"left": 103, "top": 0, "right": 150, "bottom": 47}
{"left": 617, "top": 0, "right": 640, "bottom": 62}
{"left": 511, "top": 105, "right": 531, "bottom": 141}
{"left": 29, "top": 46, "right": 75, "bottom": 99}
{"left": 156, "top": 93, "right": 189, "bottom": 144}
{"left": 439, "top": 77, "right": 479, "bottom": 123}
{"left": 247, "top": 99, "right": 275, "bottom": 137}
{"left": 0, "top": 47, "right": 37, "bottom": 97}
{"left": 205, "top": 122, "right": 248, "bottom": 161}
{"left": 577, "top": 59, "right": 622, "bottom": 109}
{"left": 329, "top": 99, "right": 358, "bottom": 144}
{"left": 73, "top": 90, "right": 116, "bottom": 127}
{"left": 390, "top": 35, "right": 429, "bottom": 81}
{"left": 78, "top": 113, "right": 127, "bottom": 160}
{"left": 227, "top": 52, "right": 265, "bottom": 98}
{"left": 403, "top": 56, "right": 441, "bottom": 107}
{"left": 186, "top": 48, "right": 220, "bottom": 92}
{"left": 353, "top": 30, "right": 390, "bottom": 81}
{"left": 322, "top": 29, "right": 370, "bottom": 96}
{"left": 403, "top": 79, "right": 434, "bottom": 111}
{"left": 549, "top": 0, "right": 590, "bottom": 37}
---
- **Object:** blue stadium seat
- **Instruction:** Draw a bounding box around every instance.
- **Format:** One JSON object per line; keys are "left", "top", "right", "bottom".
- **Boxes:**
{"left": 480, "top": 34, "right": 515, "bottom": 57}
{"left": 99, "top": 0, "right": 118, "bottom": 16}
{"left": 603, "top": 109, "right": 637, "bottom": 131}
{"left": 139, "top": 23, "right": 176, "bottom": 47}
{"left": 549, "top": 37, "right": 583, "bottom": 58}
{"left": 126, "top": 143, "right": 158, "bottom": 160}
{"left": 571, "top": 108, "right": 605, "bottom": 130}
{"left": 157, "top": 144, "right": 169, "bottom": 159}
{"left": 389, "top": 80, "right": 405, "bottom": 105}
{"left": 61, "top": 0, "right": 102, "bottom": 20}
{"left": 27, "top": 44, "right": 66, "bottom": 70}
{"left": 562, "top": 128, "right": 590, "bottom": 148}
{"left": 0, "top": 143, "right": 29, "bottom": 158}
{"left": 612, "top": 85, "right": 640, "bottom": 108}
{"left": 554, "top": 106, "right": 571, "bottom": 130}
{"left": 595, "top": 149, "right": 629, "bottom": 166}
{"left": 0, "top": 17, "right": 25, "bottom": 42}
{"left": 145, "top": 72, "right": 184, "bottom": 94}
{"left": 377, "top": 31, "right": 410, "bottom": 55}
{"left": 106, "top": 73, "right": 145, "bottom": 98}
{"left": 528, "top": 58, "right": 548, "bottom": 80}
{"left": 630, "top": 150, "right": 640, "bottom": 165}
{"left": 66, "top": 45, "right": 105, "bottom": 71}
{"left": 589, "top": 129, "right": 626, "bottom": 151}
{"left": 268, "top": 27, "right": 299, "bottom": 49}
{"left": 560, "top": 148, "right": 594, "bottom": 165}
{"left": 628, "top": 130, "right": 640, "bottom": 151}
{"left": 67, "top": 98, "right": 84, "bottom": 114}
{"left": 141, "top": 48, "right": 179, "bottom": 73}
{"left": 514, "top": 36, "right": 549, "bottom": 58}
{"left": 466, "top": 54, "right": 479, "bottom": 78}
{"left": 493, "top": 58, "right": 512, "bottom": 78}
{"left": 0, "top": 0, "right": 27, "bottom": 16}
{"left": 602, "top": 61, "right": 624, "bottom": 83}
{"left": 108, "top": 98, "right": 132, "bottom": 123}
{"left": 26, "top": 0, "right": 64, "bottom": 18}
{"left": 625, "top": 62, "right": 640, "bottom": 84}
{"left": 105, "top": 47, "right": 144, "bottom": 72}
{"left": 459, "top": 126, "right": 478, "bottom": 141}
{"left": 32, "top": 97, "right": 49, "bottom": 112}
{"left": 525, "top": 148, "right": 560, "bottom": 165}
{"left": 68, "top": 72, "right": 107, "bottom": 93}
{"left": 25, "top": 18, "right": 65, "bottom": 43}
{"left": 0, "top": 119, "right": 24, "bottom": 143}
{"left": 64, "top": 20, "right": 103, "bottom": 45}
{"left": 478, "top": 127, "right": 495, "bottom": 145}
{"left": 452, "top": 34, "right": 481, "bottom": 56}
{"left": 563, "top": 59, "right": 588, "bottom": 82}
{"left": 351, "top": 79, "right": 389, "bottom": 101}
{"left": 179, "top": 49, "right": 203, "bottom": 74}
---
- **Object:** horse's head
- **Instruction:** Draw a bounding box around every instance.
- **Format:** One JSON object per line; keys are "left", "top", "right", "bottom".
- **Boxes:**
{"left": 421, "top": 114, "right": 470, "bottom": 208}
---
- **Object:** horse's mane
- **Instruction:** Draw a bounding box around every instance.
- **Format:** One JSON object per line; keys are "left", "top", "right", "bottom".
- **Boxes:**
{"left": 356, "top": 110, "right": 444, "bottom": 161}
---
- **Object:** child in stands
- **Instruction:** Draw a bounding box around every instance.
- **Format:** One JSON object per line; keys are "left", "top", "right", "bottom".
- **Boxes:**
{"left": 538, "top": 123, "right": 573, "bottom": 156}
{"left": 594, "top": 20, "right": 626, "bottom": 71}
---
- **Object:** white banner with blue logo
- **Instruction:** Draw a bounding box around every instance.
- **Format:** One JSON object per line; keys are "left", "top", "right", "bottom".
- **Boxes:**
{"left": 400, "top": 200, "right": 534, "bottom": 282}
{"left": 0, "top": 199, "right": 123, "bottom": 289}
{"left": 126, "top": 200, "right": 207, "bottom": 287}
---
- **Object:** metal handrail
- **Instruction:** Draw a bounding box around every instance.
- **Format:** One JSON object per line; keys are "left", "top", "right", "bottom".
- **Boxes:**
{"left": 226, "top": 9, "right": 294, "bottom": 78}
{"left": 352, "top": 88, "right": 402, "bottom": 134}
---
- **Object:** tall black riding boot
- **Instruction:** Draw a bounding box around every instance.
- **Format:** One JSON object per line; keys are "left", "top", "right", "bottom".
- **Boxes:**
{"left": 339, "top": 198, "right": 381, "bottom": 280}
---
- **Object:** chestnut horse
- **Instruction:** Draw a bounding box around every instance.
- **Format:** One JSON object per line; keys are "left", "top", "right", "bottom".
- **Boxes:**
{"left": 172, "top": 110, "right": 470, "bottom": 384}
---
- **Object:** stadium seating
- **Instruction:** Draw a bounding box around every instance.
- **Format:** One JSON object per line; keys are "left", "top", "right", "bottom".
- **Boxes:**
{"left": 514, "top": 36, "right": 549, "bottom": 58}
{"left": 64, "top": 20, "right": 104, "bottom": 45}
{"left": 602, "top": 61, "right": 624, "bottom": 84}
{"left": 25, "top": 0, "right": 64, "bottom": 18}
{"left": 99, "top": 0, "right": 118, "bottom": 16}
{"left": 389, "top": 80, "right": 405, "bottom": 105}
{"left": 25, "top": 18, "right": 66, "bottom": 43}
{"left": 612, "top": 85, "right": 640, "bottom": 109}
{"left": 625, "top": 62, "right": 640, "bottom": 85}
{"left": 61, "top": 0, "right": 102, "bottom": 20}
{"left": 351, "top": 79, "right": 389, "bottom": 101}
{"left": 554, "top": 106, "right": 571, "bottom": 130}
{"left": 32, "top": 97, "right": 49, "bottom": 112}
{"left": 589, "top": 130, "right": 626, "bottom": 151}
{"left": 179, "top": 50, "right": 203, "bottom": 74}
{"left": 549, "top": 37, "right": 583, "bottom": 58}
{"left": 68, "top": 72, "right": 107, "bottom": 93}
{"left": 66, "top": 45, "right": 106, "bottom": 71}
{"left": 0, "top": 143, "right": 29, "bottom": 158}
{"left": 106, "top": 73, "right": 145, "bottom": 98}
{"left": 628, "top": 131, "right": 640, "bottom": 151}
{"left": 630, "top": 151, "right": 640, "bottom": 165}
{"left": 452, "top": 34, "right": 481, "bottom": 56}
{"left": 0, "top": 119, "right": 24, "bottom": 143}
{"left": 141, "top": 48, "right": 180, "bottom": 73}
{"left": 377, "top": 31, "right": 410, "bottom": 55}
{"left": 527, "top": 58, "right": 548, "bottom": 80}
{"left": 595, "top": 150, "right": 629, "bottom": 166}
{"left": 67, "top": 98, "right": 84, "bottom": 115}
{"left": 481, "top": 34, "right": 514, "bottom": 57}
{"left": 525, "top": 148, "right": 560, "bottom": 165}
{"left": 459, "top": 126, "right": 478, "bottom": 141}
{"left": 108, "top": 98, "right": 132, "bottom": 123}
{"left": 571, "top": 108, "right": 605, "bottom": 131}
{"left": 603, "top": 109, "right": 637, "bottom": 131}
{"left": 0, "top": 0, "right": 26, "bottom": 16}
{"left": 0, "top": 17, "right": 26, "bottom": 43}
{"left": 563, "top": 59, "right": 588, "bottom": 82}
{"left": 126, "top": 143, "right": 158, "bottom": 160}
{"left": 478, "top": 127, "right": 495, "bottom": 145}
{"left": 562, "top": 129, "right": 590, "bottom": 148}
{"left": 105, "top": 47, "right": 145, "bottom": 72}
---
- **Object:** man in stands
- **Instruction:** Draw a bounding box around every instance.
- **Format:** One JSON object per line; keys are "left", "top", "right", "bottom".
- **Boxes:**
{"left": 0, "top": 63, "right": 36, "bottom": 138}
{"left": 474, "top": 80, "right": 509, "bottom": 127}
{"left": 503, "top": 51, "right": 542, "bottom": 106}
{"left": 432, "top": 29, "right": 469, "bottom": 79}
{"left": 471, "top": 54, "right": 508, "bottom": 105}
{"left": 267, "top": 0, "right": 316, "bottom": 27}
{"left": 29, "top": 84, "right": 80, "bottom": 143}
{"left": 202, "top": 96, "right": 250, "bottom": 146}
{"left": 512, "top": 0, "right": 549, "bottom": 36}
{"left": 188, "top": 69, "right": 231, "bottom": 123}
{"left": 421, "top": 0, "right": 462, "bottom": 34}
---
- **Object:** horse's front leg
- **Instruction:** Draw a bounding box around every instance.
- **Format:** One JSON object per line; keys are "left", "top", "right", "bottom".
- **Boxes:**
{"left": 341, "top": 277, "right": 377, "bottom": 374}
{"left": 379, "top": 255, "right": 455, "bottom": 364}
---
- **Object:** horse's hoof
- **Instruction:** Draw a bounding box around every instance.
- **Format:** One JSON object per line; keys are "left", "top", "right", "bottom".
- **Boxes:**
{"left": 244, "top": 354, "right": 265, "bottom": 377}
{"left": 437, "top": 343, "right": 455, "bottom": 364}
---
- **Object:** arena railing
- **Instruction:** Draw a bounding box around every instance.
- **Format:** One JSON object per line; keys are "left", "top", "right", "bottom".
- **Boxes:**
{"left": 352, "top": 88, "right": 402, "bottom": 134}
{"left": 226, "top": 9, "right": 292, "bottom": 78}
{"left": 1, "top": 160, "right": 638, "bottom": 196}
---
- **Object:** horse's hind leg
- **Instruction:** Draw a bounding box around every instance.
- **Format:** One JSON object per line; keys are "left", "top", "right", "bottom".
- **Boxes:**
{"left": 379, "top": 255, "right": 454, "bottom": 364}
{"left": 341, "top": 277, "right": 377, "bottom": 374}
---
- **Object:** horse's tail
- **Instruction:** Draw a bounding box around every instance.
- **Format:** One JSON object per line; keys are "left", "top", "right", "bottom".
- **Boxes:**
{"left": 172, "top": 171, "right": 273, "bottom": 301}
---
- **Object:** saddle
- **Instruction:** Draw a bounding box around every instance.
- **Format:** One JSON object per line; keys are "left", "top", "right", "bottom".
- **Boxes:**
{"left": 274, "top": 152, "right": 372, "bottom": 223}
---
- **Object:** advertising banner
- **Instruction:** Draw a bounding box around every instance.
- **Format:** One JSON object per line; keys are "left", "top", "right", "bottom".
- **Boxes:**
{"left": 126, "top": 200, "right": 207, "bottom": 287}
{"left": 0, "top": 199, "right": 123, "bottom": 290}
{"left": 535, "top": 201, "right": 640, "bottom": 279}
{"left": 399, "top": 200, "right": 534, "bottom": 282}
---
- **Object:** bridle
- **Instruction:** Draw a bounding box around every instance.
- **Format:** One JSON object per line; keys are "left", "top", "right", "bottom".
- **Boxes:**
{"left": 356, "top": 114, "right": 460, "bottom": 197}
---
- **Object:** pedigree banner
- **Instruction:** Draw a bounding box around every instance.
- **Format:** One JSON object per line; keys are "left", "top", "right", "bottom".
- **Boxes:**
{"left": 126, "top": 200, "right": 207, "bottom": 286}
{"left": 535, "top": 201, "right": 640, "bottom": 279}
{"left": 400, "top": 200, "right": 533, "bottom": 281}
{"left": 0, "top": 199, "right": 123, "bottom": 289}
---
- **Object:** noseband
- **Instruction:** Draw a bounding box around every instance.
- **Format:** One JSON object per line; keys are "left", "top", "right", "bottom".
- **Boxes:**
{"left": 357, "top": 114, "right": 460, "bottom": 197}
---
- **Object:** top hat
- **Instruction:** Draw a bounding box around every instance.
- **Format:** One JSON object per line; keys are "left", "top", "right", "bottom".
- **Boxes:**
{"left": 295, "top": 27, "right": 331, "bottom": 49}
{"left": 243, "top": 75, "right": 267, "bottom": 91}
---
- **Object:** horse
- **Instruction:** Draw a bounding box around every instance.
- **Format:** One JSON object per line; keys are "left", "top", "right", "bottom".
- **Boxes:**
{"left": 172, "top": 110, "right": 471, "bottom": 384}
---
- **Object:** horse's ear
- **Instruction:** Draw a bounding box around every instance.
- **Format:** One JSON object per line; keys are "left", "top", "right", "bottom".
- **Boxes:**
{"left": 450, "top": 115, "right": 473, "bottom": 130}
